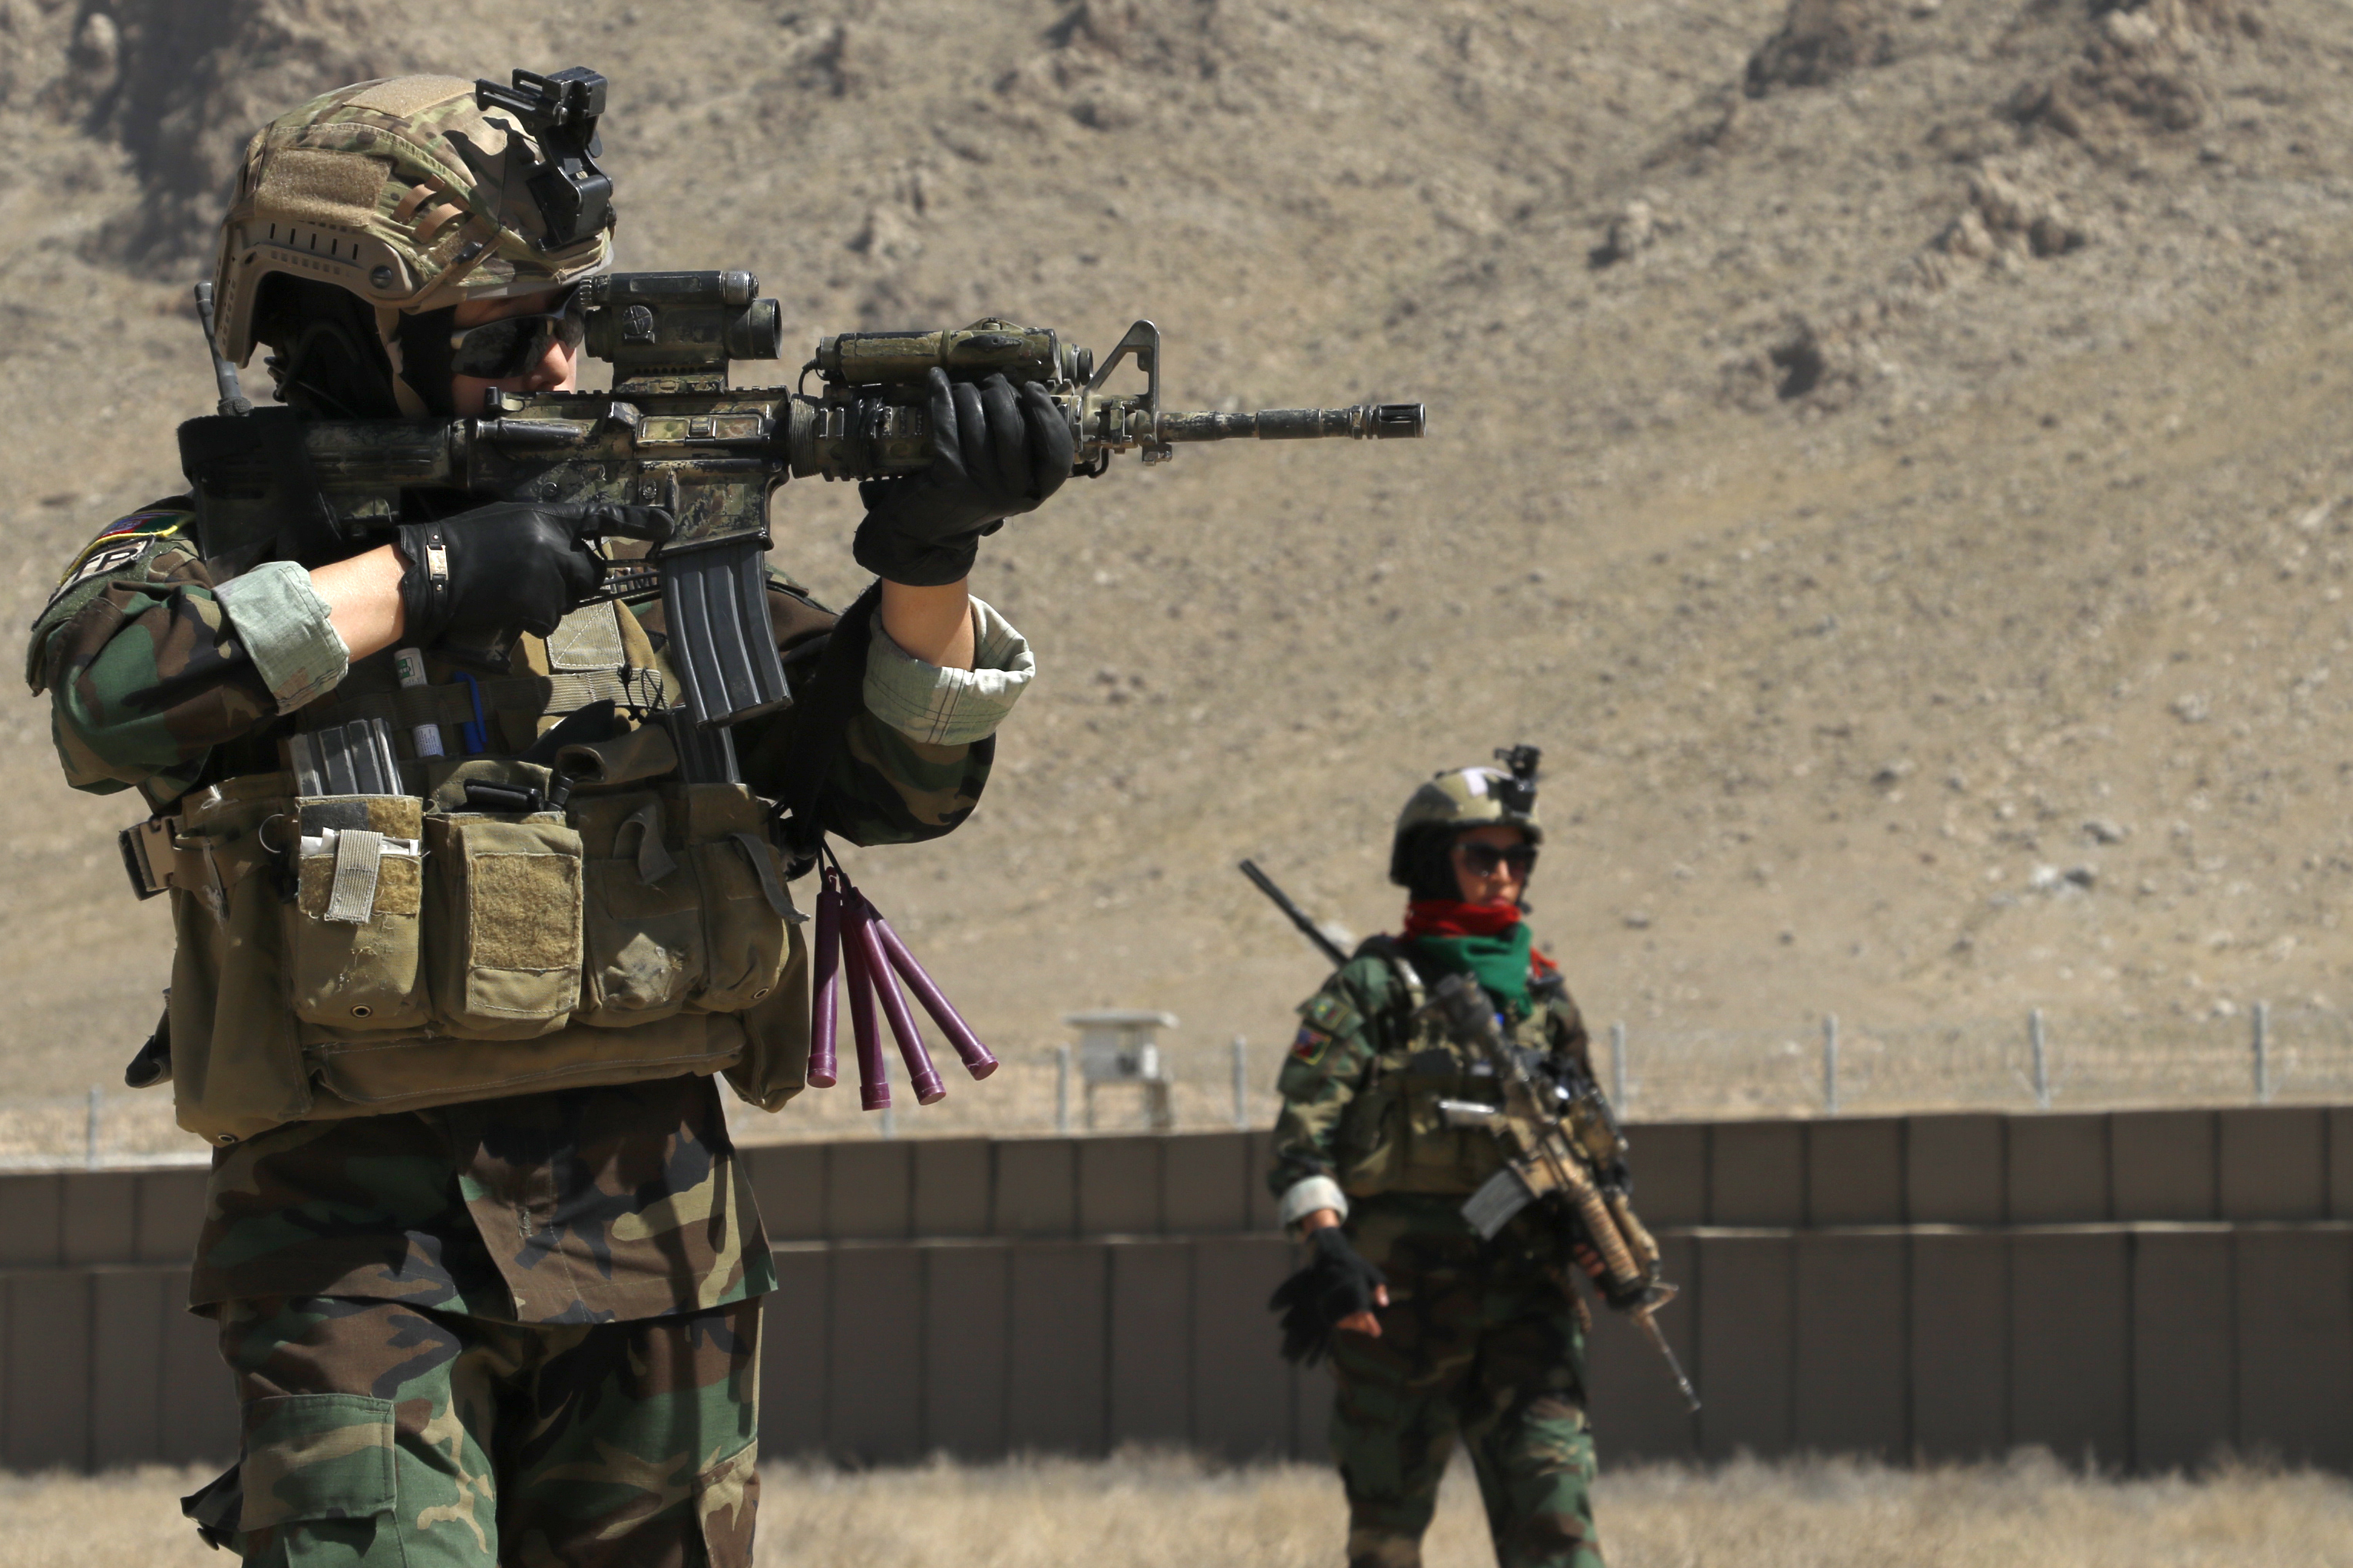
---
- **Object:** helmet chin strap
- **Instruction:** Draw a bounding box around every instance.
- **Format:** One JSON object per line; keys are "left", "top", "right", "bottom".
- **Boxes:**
{"left": 253, "top": 279, "right": 404, "bottom": 419}
{"left": 392, "top": 305, "right": 459, "bottom": 417}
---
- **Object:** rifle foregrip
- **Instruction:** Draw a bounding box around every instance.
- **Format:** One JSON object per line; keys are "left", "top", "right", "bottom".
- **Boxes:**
{"left": 1572, "top": 1183, "right": 1645, "bottom": 1294}
{"left": 1606, "top": 1190, "right": 1663, "bottom": 1278}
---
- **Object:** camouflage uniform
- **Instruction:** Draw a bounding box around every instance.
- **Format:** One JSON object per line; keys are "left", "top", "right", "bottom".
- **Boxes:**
{"left": 1271, "top": 944, "right": 1606, "bottom": 1568}
{"left": 213, "top": 1295, "right": 758, "bottom": 1568}
{"left": 28, "top": 500, "right": 1029, "bottom": 1565}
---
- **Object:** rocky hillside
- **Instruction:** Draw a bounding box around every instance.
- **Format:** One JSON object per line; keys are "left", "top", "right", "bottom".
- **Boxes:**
{"left": 2, "top": 0, "right": 2350, "bottom": 1109}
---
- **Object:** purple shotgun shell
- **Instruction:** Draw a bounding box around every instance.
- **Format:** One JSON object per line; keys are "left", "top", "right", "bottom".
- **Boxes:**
{"left": 841, "top": 896, "right": 889, "bottom": 1111}
{"left": 868, "top": 906, "right": 997, "bottom": 1079}
{"left": 808, "top": 879, "right": 842, "bottom": 1089}
{"left": 854, "top": 893, "right": 947, "bottom": 1104}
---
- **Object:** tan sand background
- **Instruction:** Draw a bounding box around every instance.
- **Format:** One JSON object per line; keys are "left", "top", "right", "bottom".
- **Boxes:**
{"left": 1, "top": 3, "right": 2349, "bottom": 1125}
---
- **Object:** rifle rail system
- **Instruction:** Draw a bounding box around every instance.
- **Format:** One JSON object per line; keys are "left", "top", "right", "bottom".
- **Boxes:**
{"left": 181, "top": 272, "right": 1425, "bottom": 728}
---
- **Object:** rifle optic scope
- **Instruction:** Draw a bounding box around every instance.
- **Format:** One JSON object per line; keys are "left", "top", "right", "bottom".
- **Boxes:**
{"left": 581, "top": 269, "right": 782, "bottom": 382}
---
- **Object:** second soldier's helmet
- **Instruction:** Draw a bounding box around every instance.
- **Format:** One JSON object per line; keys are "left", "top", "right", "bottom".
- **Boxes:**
{"left": 1387, "top": 747, "right": 1545, "bottom": 888}
{"left": 210, "top": 70, "right": 616, "bottom": 416}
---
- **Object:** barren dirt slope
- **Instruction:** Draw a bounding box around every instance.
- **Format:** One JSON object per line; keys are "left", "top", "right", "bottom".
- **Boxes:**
{"left": 1, "top": 0, "right": 2350, "bottom": 1108}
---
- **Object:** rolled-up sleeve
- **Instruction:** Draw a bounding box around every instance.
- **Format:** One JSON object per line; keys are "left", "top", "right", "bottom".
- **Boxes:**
{"left": 213, "top": 560, "right": 349, "bottom": 715}
{"left": 860, "top": 596, "right": 1033, "bottom": 745}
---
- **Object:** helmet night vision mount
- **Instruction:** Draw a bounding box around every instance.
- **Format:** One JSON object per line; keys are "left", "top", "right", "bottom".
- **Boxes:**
{"left": 474, "top": 67, "right": 614, "bottom": 249}
{"left": 1492, "top": 744, "right": 1542, "bottom": 816}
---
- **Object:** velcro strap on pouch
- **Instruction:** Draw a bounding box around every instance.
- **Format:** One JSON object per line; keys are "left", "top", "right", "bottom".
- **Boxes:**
{"left": 302, "top": 828, "right": 425, "bottom": 925}
{"left": 322, "top": 829, "right": 385, "bottom": 923}
{"left": 615, "top": 801, "right": 677, "bottom": 883}
{"left": 732, "top": 830, "right": 801, "bottom": 922}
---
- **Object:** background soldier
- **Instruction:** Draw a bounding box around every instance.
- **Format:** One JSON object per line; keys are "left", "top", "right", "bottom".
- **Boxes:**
{"left": 1267, "top": 757, "right": 1609, "bottom": 1568}
{"left": 26, "top": 72, "right": 1067, "bottom": 1566}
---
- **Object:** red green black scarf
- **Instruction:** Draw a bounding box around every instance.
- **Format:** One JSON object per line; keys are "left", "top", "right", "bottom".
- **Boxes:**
{"left": 1399, "top": 900, "right": 1555, "bottom": 1015}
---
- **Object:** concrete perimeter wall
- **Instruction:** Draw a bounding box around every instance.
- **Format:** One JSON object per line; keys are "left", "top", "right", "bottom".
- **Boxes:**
{"left": 4, "top": 1108, "right": 2351, "bottom": 1474}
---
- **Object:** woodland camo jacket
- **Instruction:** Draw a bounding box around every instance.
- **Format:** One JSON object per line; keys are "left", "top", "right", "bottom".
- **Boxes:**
{"left": 26, "top": 501, "right": 1028, "bottom": 1323}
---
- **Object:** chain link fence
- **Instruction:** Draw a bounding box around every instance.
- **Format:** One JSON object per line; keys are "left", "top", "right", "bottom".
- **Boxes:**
{"left": 9, "top": 1005, "right": 2349, "bottom": 1167}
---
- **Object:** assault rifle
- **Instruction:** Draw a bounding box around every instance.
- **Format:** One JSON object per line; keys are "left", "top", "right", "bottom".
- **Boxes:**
{"left": 1419, "top": 972, "right": 1700, "bottom": 1412}
{"left": 1238, "top": 860, "right": 1700, "bottom": 1412}
{"left": 182, "top": 279, "right": 1426, "bottom": 728}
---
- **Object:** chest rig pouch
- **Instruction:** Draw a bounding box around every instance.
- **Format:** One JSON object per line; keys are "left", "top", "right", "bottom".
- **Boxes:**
{"left": 1333, "top": 939, "right": 1552, "bottom": 1200}
{"left": 145, "top": 600, "right": 811, "bottom": 1144}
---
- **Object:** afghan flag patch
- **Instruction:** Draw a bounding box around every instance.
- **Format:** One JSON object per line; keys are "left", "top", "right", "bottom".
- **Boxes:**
{"left": 46, "top": 511, "right": 189, "bottom": 608}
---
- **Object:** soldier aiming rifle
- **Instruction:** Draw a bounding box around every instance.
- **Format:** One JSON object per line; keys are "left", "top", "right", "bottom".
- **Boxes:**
{"left": 28, "top": 64, "right": 1422, "bottom": 1566}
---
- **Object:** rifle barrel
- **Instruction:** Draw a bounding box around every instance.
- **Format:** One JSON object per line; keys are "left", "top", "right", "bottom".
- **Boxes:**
{"left": 1238, "top": 860, "right": 1352, "bottom": 969}
{"left": 1636, "top": 1308, "right": 1703, "bottom": 1413}
{"left": 1156, "top": 404, "right": 1425, "bottom": 442}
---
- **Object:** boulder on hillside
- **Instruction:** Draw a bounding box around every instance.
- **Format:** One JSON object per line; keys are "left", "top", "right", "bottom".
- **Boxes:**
{"left": 1745, "top": 0, "right": 1896, "bottom": 97}
{"left": 2008, "top": 0, "right": 2263, "bottom": 144}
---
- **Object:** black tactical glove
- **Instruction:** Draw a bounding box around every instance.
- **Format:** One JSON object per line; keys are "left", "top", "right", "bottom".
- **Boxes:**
{"left": 853, "top": 368, "right": 1076, "bottom": 586}
{"left": 395, "top": 501, "right": 671, "bottom": 647}
{"left": 1268, "top": 1225, "right": 1389, "bottom": 1366}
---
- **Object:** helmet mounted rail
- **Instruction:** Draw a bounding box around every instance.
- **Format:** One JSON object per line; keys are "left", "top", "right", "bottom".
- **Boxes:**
{"left": 474, "top": 68, "right": 614, "bottom": 250}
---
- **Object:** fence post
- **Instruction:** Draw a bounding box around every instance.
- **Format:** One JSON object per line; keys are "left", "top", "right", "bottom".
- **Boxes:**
{"left": 1823, "top": 1014, "right": 1840, "bottom": 1116}
{"left": 1056, "top": 1043, "right": 1073, "bottom": 1135}
{"left": 2030, "top": 1008, "right": 2050, "bottom": 1111}
{"left": 84, "top": 1085, "right": 101, "bottom": 1170}
{"left": 2249, "top": 1001, "right": 2268, "bottom": 1109}
{"left": 1231, "top": 1036, "right": 1249, "bottom": 1129}
{"left": 1609, "top": 1021, "right": 1628, "bottom": 1113}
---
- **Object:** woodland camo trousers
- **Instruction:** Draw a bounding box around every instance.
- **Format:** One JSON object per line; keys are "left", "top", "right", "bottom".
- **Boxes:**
{"left": 1327, "top": 1215, "right": 1603, "bottom": 1568}
{"left": 199, "top": 1295, "right": 760, "bottom": 1568}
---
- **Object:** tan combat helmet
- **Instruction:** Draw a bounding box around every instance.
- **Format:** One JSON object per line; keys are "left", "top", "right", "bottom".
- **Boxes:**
{"left": 1387, "top": 746, "right": 1544, "bottom": 886}
{"left": 211, "top": 68, "right": 616, "bottom": 414}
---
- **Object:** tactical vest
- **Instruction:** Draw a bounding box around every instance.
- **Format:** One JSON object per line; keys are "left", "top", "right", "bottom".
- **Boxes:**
{"left": 1330, "top": 940, "right": 1565, "bottom": 1200}
{"left": 131, "top": 599, "right": 811, "bottom": 1145}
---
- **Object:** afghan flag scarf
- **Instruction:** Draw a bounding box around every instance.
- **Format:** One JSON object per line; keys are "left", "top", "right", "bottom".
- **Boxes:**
{"left": 1399, "top": 900, "right": 1554, "bottom": 1016}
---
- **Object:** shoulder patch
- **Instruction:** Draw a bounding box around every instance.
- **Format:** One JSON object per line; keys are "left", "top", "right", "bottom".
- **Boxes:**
{"left": 77, "top": 509, "right": 188, "bottom": 556}
{"left": 50, "top": 510, "right": 187, "bottom": 598}
{"left": 1290, "top": 1025, "right": 1333, "bottom": 1065}
{"left": 1300, "top": 991, "right": 1360, "bottom": 1036}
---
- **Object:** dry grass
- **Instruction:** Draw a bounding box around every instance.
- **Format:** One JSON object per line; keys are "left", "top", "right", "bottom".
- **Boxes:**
{"left": 6, "top": 1451, "right": 2350, "bottom": 1568}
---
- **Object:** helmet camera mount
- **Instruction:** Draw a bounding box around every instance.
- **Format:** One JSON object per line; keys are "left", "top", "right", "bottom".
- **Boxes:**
{"left": 1492, "top": 744, "right": 1541, "bottom": 816}
{"left": 474, "top": 67, "right": 613, "bottom": 251}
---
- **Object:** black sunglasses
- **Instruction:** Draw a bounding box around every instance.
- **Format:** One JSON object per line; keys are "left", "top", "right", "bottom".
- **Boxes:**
{"left": 448, "top": 289, "right": 587, "bottom": 380}
{"left": 1455, "top": 842, "right": 1538, "bottom": 876}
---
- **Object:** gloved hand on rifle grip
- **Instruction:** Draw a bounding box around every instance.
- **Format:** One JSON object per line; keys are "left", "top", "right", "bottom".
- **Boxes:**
{"left": 395, "top": 500, "right": 673, "bottom": 647}
{"left": 1268, "top": 1225, "right": 1389, "bottom": 1367}
{"left": 854, "top": 368, "right": 1076, "bottom": 586}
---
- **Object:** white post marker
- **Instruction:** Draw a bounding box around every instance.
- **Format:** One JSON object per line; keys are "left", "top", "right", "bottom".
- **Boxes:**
{"left": 1610, "top": 1020, "right": 1629, "bottom": 1112}
{"left": 2253, "top": 1000, "right": 2272, "bottom": 1104}
{"left": 2030, "top": 1008, "right": 2050, "bottom": 1111}
{"left": 85, "top": 1084, "right": 101, "bottom": 1170}
{"left": 1823, "top": 1014, "right": 1840, "bottom": 1117}
{"left": 1055, "top": 1044, "right": 1072, "bottom": 1135}
{"left": 1231, "top": 1035, "right": 1249, "bottom": 1129}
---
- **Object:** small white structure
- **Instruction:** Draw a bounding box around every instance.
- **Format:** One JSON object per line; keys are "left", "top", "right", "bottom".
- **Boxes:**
{"left": 1064, "top": 1008, "right": 1178, "bottom": 1131}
